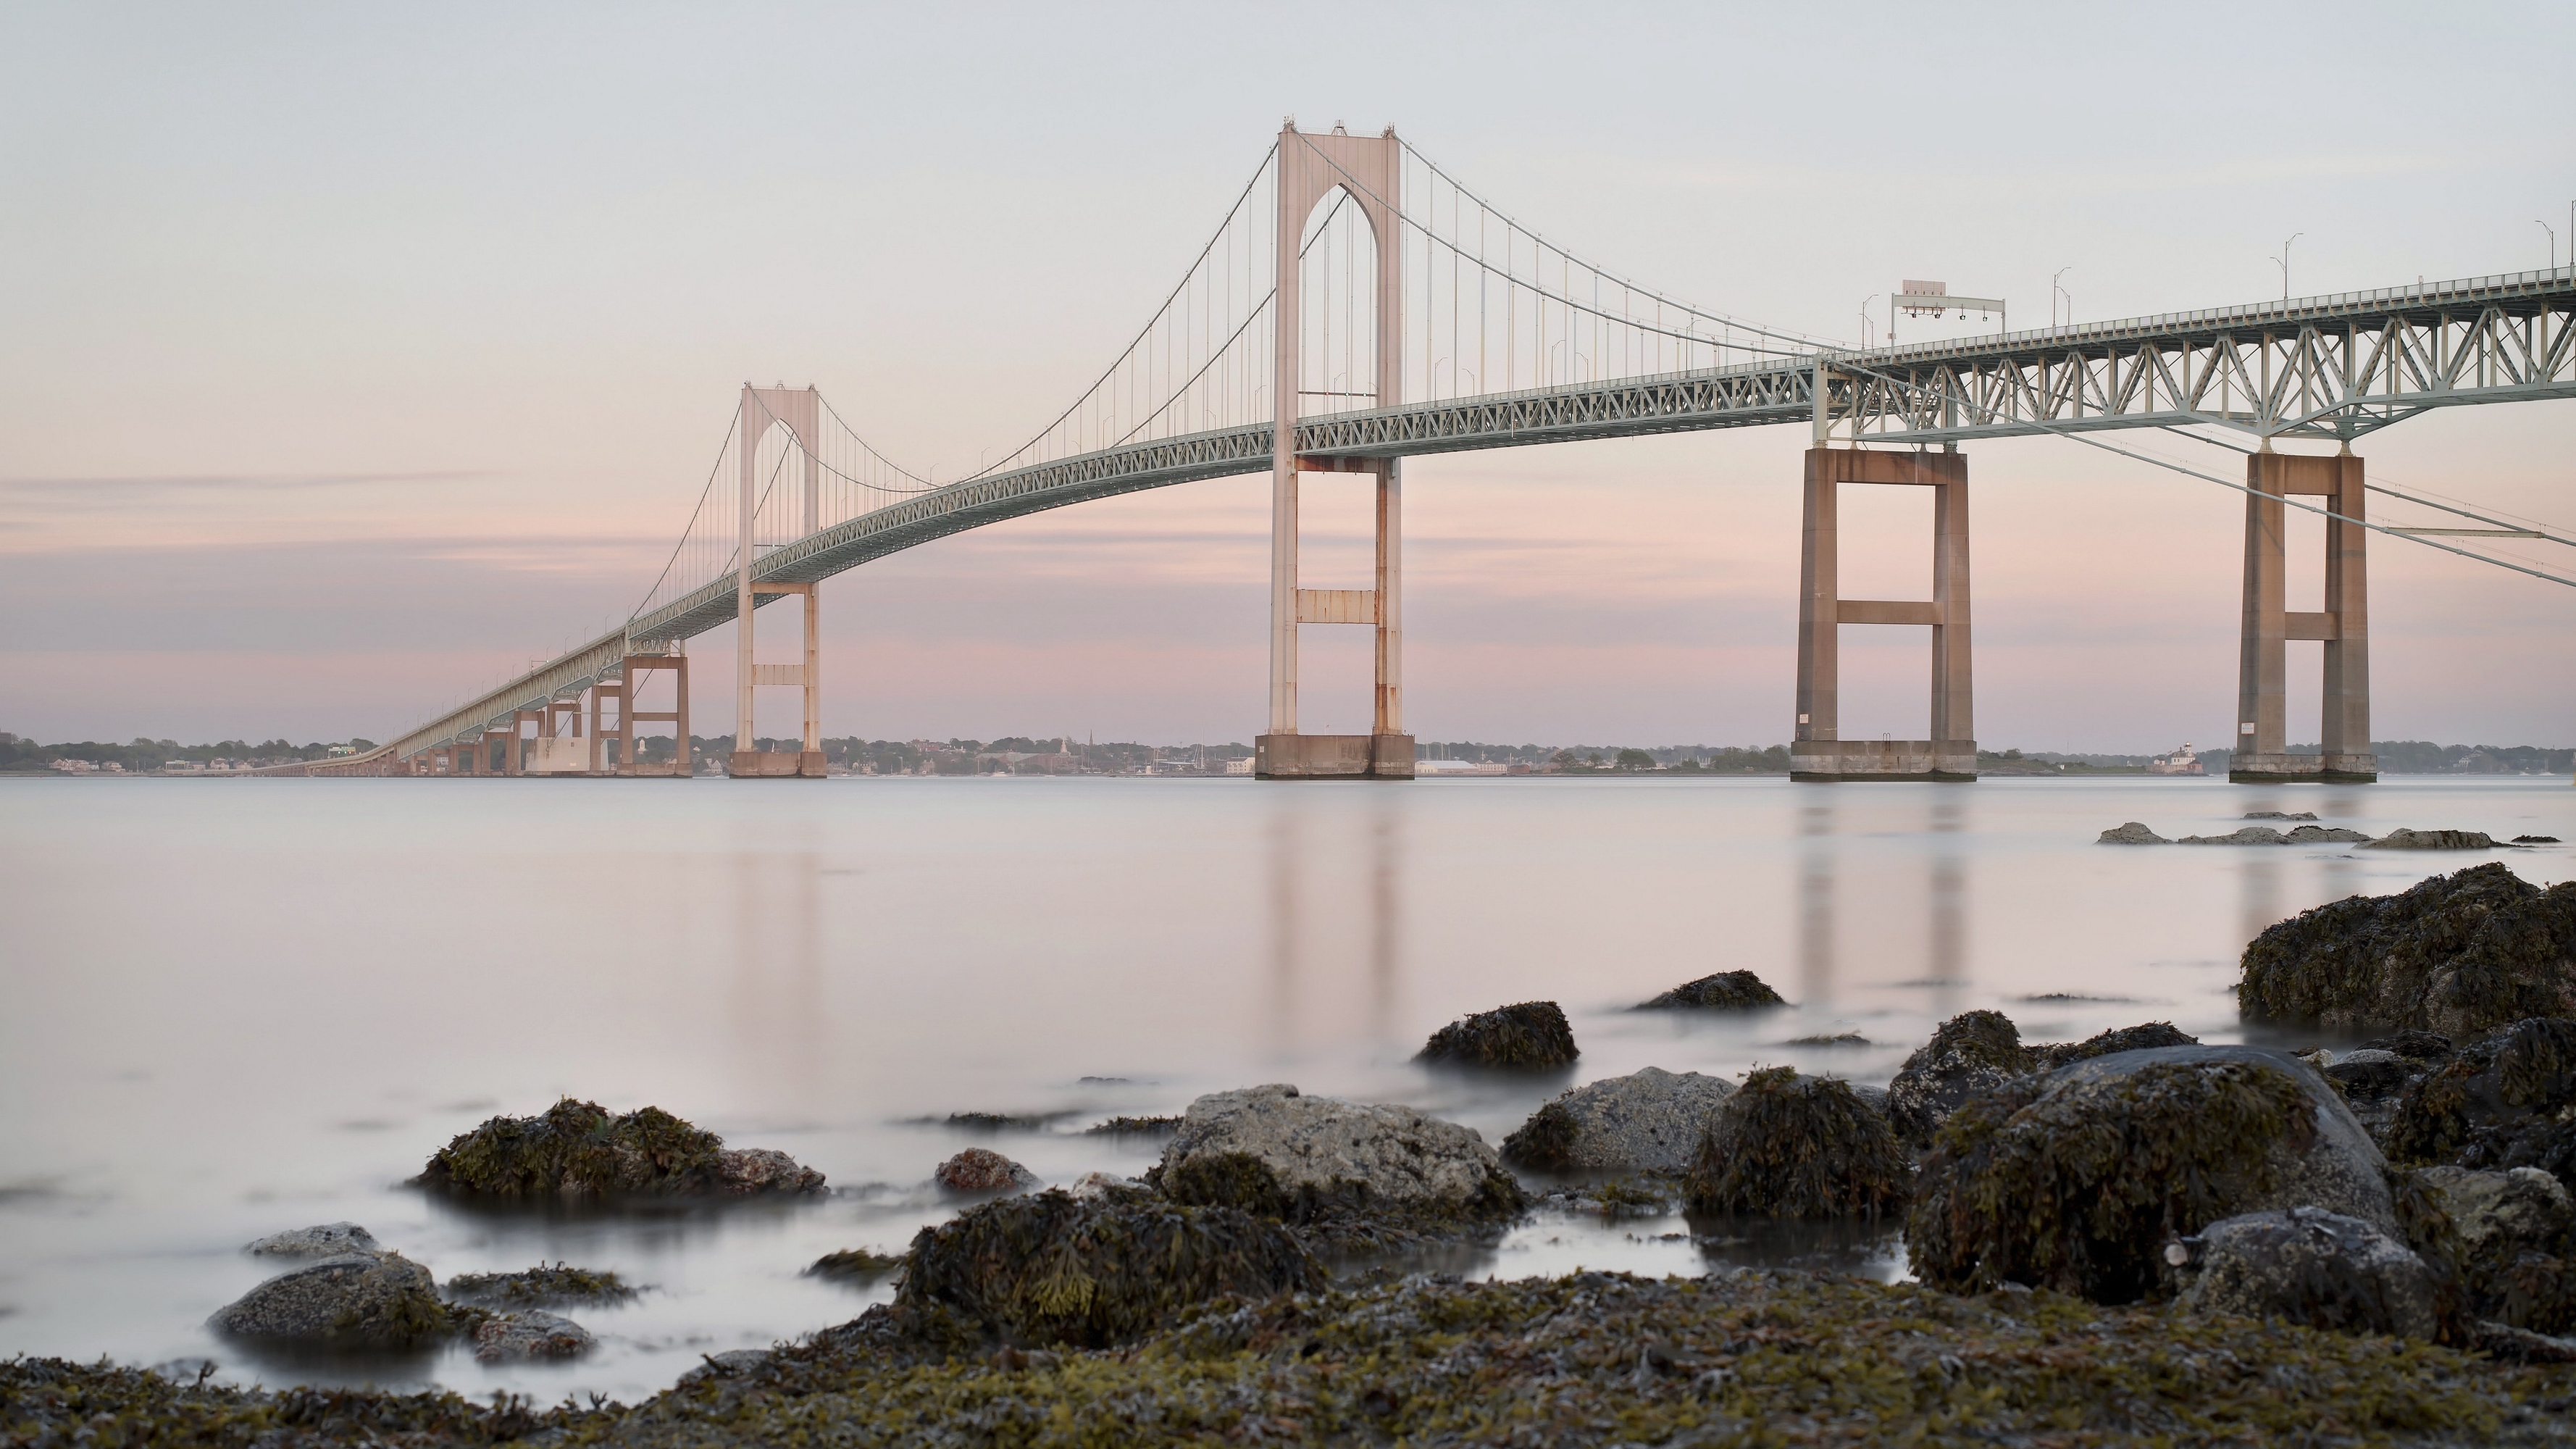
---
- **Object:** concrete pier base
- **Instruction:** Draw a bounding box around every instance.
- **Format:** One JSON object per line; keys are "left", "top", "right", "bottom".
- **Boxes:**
{"left": 729, "top": 750, "right": 825, "bottom": 779}
{"left": 1255, "top": 733, "right": 1414, "bottom": 780}
{"left": 1791, "top": 740, "right": 1977, "bottom": 782}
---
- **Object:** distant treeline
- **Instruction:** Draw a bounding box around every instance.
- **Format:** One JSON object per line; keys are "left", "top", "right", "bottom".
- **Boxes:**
{"left": 0, "top": 732, "right": 375, "bottom": 772}
{"left": 2021, "top": 742, "right": 2569, "bottom": 775}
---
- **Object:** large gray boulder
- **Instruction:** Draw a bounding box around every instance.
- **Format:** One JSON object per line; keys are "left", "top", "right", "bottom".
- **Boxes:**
{"left": 1155, "top": 1084, "right": 1515, "bottom": 1214}
{"left": 2422, "top": 1166, "right": 2575, "bottom": 1261}
{"left": 2364, "top": 828, "right": 2497, "bottom": 851}
{"left": 206, "top": 1252, "right": 457, "bottom": 1346}
{"left": 1500, "top": 1066, "right": 1736, "bottom": 1172}
{"left": 471, "top": 1309, "right": 596, "bottom": 1363}
{"left": 243, "top": 1222, "right": 379, "bottom": 1258}
{"left": 2097, "top": 822, "right": 2170, "bottom": 844}
{"left": 1887, "top": 1011, "right": 2033, "bottom": 1143}
{"left": 2174, "top": 1207, "right": 2441, "bottom": 1339}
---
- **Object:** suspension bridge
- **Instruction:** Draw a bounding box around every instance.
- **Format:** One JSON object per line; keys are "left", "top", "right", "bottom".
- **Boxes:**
{"left": 287, "top": 121, "right": 2576, "bottom": 784}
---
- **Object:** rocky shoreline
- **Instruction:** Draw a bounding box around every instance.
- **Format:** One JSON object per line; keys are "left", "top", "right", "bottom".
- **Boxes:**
{"left": 15, "top": 861, "right": 2576, "bottom": 1444}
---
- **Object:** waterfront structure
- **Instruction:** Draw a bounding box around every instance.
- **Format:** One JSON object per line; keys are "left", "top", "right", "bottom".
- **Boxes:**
{"left": 265, "top": 125, "right": 2575, "bottom": 782}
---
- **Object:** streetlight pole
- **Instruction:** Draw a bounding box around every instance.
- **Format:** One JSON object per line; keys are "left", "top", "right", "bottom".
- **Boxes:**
{"left": 2050, "top": 267, "right": 2072, "bottom": 329}
{"left": 1860, "top": 295, "right": 1878, "bottom": 349}
{"left": 2273, "top": 233, "right": 2303, "bottom": 300}
{"left": 2542, "top": 220, "right": 2559, "bottom": 272}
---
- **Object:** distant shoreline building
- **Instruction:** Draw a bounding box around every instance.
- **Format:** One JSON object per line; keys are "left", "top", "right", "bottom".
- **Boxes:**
{"left": 2145, "top": 743, "right": 2204, "bottom": 777}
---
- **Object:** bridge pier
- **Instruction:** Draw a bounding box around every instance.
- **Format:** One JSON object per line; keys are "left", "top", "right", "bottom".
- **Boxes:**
{"left": 730, "top": 383, "right": 827, "bottom": 780}
{"left": 1790, "top": 448, "right": 1976, "bottom": 782}
{"left": 1254, "top": 120, "right": 1413, "bottom": 781}
{"left": 2230, "top": 449, "right": 2375, "bottom": 783}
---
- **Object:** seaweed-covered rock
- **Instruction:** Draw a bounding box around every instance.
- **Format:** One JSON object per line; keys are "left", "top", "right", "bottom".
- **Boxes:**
{"left": 1154, "top": 1084, "right": 1523, "bottom": 1229}
{"left": 2238, "top": 864, "right": 2576, "bottom": 1038}
{"left": 1886, "top": 1010, "right": 2033, "bottom": 1143}
{"left": 2388, "top": 1018, "right": 2576, "bottom": 1180}
{"left": 2363, "top": 1030, "right": 2458, "bottom": 1064}
{"left": 1416, "top": 1001, "right": 1578, "bottom": 1068}
{"left": 806, "top": 1248, "right": 905, "bottom": 1284}
{"left": 1501, "top": 1066, "right": 1736, "bottom": 1172}
{"left": 2097, "top": 822, "right": 2169, "bottom": 844}
{"left": 243, "top": 1222, "right": 380, "bottom": 1258}
{"left": 414, "top": 1098, "right": 823, "bottom": 1199}
{"left": 471, "top": 1309, "right": 595, "bottom": 1363}
{"left": 2034, "top": 1021, "right": 2200, "bottom": 1070}
{"left": 2419, "top": 1166, "right": 2576, "bottom": 1335}
{"left": 892, "top": 1189, "right": 1322, "bottom": 1349}
{"left": 2173, "top": 1207, "right": 2441, "bottom": 1340}
{"left": 443, "top": 1263, "right": 638, "bottom": 1307}
{"left": 2365, "top": 828, "right": 2498, "bottom": 851}
{"left": 207, "top": 1252, "right": 464, "bottom": 1346}
{"left": 1910, "top": 1046, "right": 2393, "bottom": 1303}
{"left": 719, "top": 1148, "right": 826, "bottom": 1194}
{"left": 934, "top": 1148, "right": 1039, "bottom": 1193}
{"left": 1634, "top": 971, "right": 1788, "bottom": 1011}
{"left": 1084, "top": 1115, "right": 1181, "bottom": 1137}
{"left": 2248, "top": 811, "right": 2321, "bottom": 821}
{"left": 1685, "top": 1068, "right": 1908, "bottom": 1219}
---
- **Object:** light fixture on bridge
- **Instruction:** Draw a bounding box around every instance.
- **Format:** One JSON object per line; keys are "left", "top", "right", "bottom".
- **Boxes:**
{"left": 1893, "top": 280, "right": 2007, "bottom": 343}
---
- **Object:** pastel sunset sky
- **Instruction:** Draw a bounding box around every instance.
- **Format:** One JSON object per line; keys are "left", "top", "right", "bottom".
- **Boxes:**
{"left": 4, "top": 1, "right": 2571, "bottom": 751}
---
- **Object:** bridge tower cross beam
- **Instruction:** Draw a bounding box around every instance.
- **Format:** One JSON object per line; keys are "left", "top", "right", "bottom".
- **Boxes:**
{"left": 1256, "top": 120, "right": 1413, "bottom": 781}
{"left": 731, "top": 384, "right": 827, "bottom": 780}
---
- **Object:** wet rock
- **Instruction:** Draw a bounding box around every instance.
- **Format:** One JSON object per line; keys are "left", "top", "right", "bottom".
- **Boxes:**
{"left": 2388, "top": 1018, "right": 2576, "bottom": 1182}
{"left": 2246, "top": 811, "right": 2321, "bottom": 821}
{"left": 243, "top": 1222, "right": 379, "bottom": 1258}
{"left": 2288, "top": 825, "right": 2377, "bottom": 844}
{"left": 2364, "top": 828, "right": 2498, "bottom": 851}
{"left": 2097, "top": 822, "right": 2169, "bottom": 844}
{"left": 2180, "top": 824, "right": 2290, "bottom": 845}
{"left": 472, "top": 1309, "right": 594, "bottom": 1363}
{"left": 207, "top": 1252, "right": 461, "bottom": 1346}
{"left": 1067, "top": 1171, "right": 1149, "bottom": 1200}
{"left": 1686, "top": 1069, "right": 1908, "bottom": 1219}
{"left": 2238, "top": 863, "right": 2576, "bottom": 1039}
{"left": 414, "top": 1098, "right": 824, "bottom": 1198}
{"left": 1887, "top": 1010, "right": 2033, "bottom": 1143}
{"left": 1501, "top": 1066, "right": 1736, "bottom": 1172}
{"left": 1416, "top": 1001, "right": 1578, "bottom": 1068}
{"left": 443, "top": 1263, "right": 639, "bottom": 1307}
{"left": 1154, "top": 1084, "right": 1523, "bottom": 1230}
{"left": 892, "top": 1188, "right": 1322, "bottom": 1348}
{"left": 2325, "top": 1048, "right": 2412, "bottom": 1098}
{"left": 2419, "top": 1166, "right": 2576, "bottom": 1335}
{"left": 1909, "top": 1045, "right": 2393, "bottom": 1303}
{"left": 806, "top": 1248, "right": 904, "bottom": 1283}
{"left": 2517, "top": 835, "right": 2563, "bottom": 845}
{"left": 718, "top": 1147, "right": 826, "bottom": 1195}
{"left": 676, "top": 1348, "right": 773, "bottom": 1385}
{"left": 934, "top": 1148, "right": 1038, "bottom": 1193}
{"left": 2173, "top": 1206, "right": 2441, "bottom": 1340}
{"left": 944, "top": 1111, "right": 1069, "bottom": 1132}
{"left": 1634, "top": 971, "right": 1787, "bottom": 1011}
{"left": 2361, "top": 1030, "right": 2456, "bottom": 1064}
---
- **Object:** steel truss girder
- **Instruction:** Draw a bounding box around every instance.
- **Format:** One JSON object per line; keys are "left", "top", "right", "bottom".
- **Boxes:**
{"left": 362, "top": 268, "right": 2570, "bottom": 769}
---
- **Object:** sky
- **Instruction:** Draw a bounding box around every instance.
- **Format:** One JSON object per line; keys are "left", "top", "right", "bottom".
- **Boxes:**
{"left": 3, "top": 1, "right": 2572, "bottom": 752}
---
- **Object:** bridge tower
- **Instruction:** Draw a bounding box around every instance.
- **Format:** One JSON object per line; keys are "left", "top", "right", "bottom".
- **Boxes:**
{"left": 730, "top": 384, "right": 827, "bottom": 779}
{"left": 2230, "top": 448, "right": 2374, "bottom": 782}
{"left": 1254, "top": 121, "right": 1414, "bottom": 780}
{"left": 1789, "top": 435, "right": 1977, "bottom": 782}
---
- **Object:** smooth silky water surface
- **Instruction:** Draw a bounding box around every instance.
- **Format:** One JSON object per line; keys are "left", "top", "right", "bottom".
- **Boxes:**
{"left": 2, "top": 773, "right": 2569, "bottom": 1402}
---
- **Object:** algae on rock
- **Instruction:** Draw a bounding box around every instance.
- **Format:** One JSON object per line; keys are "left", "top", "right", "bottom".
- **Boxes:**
{"left": 443, "top": 1262, "right": 640, "bottom": 1308}
{"left": 890, "top": 1188, "right": 1321, "bottom": 1349}
{"left": 1909, "top": 1048, "right": 2392, "bottom": 1303}
{"left": 1633, "top": 970, "right": 1787, "bottom": 1011}
{"left": 1686, "top": 1067, "right": 1908, "bottom": 1219}
{"left": 1415, "top": 1000, "right": 1578, "bottom": 1068}
{"left": 414, "top": 1098, "right": 821, "bottom": 1199}
{"left": 2238, "top": 863, "right": 2576, "bottom": 1039}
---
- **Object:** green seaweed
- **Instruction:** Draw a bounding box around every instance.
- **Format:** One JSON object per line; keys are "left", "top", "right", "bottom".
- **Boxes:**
{"left": 805, "top": 1249, "right": 905, "bottom": 1285}
{"left": 2389, "top": 1017, "right": 2576, "bottom": 1171}
{"left": 889, "top": 1188, "right": 1321, "bottom": 1349}
{"left": 414, "top": 1098, "right": 728, "bottom": 1198}
{"left": 1634, "top": 970, "right": 1787, "bottom": 1011}
{"left": 1498, "top": 1099, "right": 1581, "bottom": 1170}
{"left": 443, "top": 1263, "right": 639, "bottom": 1308}
{"left": 1909, "top": 1058, "right": 2314, "bottom": 1303}
{"left": 1415, "top": 1000, "right": 1578, "bottom": 1069}
{"left": 1685, "top": 1067, "right": 1908, "bottom": 1219}
{"left": 2034, "top": 1020, "right": 2198, "bottom": 1069}
{"left": 1153, "top": 1149, "right": 1526, "bottom": 1253}
{"left": 1081, "top": 1115, "right": 1181, "bottom": 1137}
{"left": 2238, "top": 863, "right": 2576, "bottom": 1037}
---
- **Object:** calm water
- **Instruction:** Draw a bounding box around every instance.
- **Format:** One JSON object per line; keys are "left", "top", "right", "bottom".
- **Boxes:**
{"left": 2, "top": 773, "right": 2569, "bottom": 1400}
